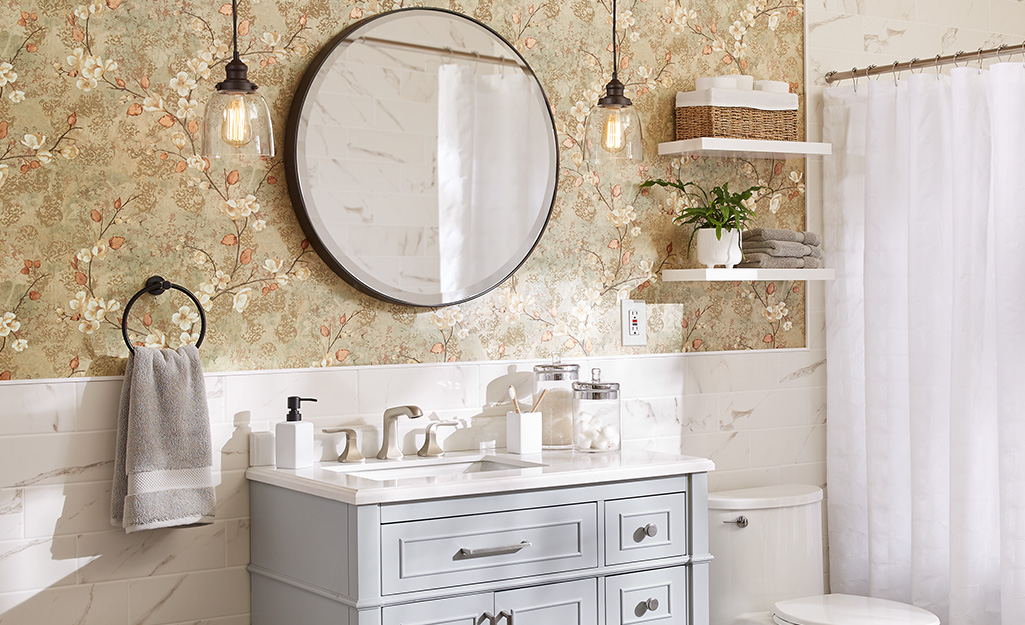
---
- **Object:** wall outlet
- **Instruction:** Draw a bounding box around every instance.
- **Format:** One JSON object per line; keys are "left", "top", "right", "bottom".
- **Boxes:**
{"left": 621, "top": 299, "right": 646, "bottom": 346}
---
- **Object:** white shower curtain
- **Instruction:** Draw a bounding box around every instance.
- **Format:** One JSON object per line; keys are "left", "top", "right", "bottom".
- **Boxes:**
{"left": 824, "top": 65, "right": 1025, "bottom": 625}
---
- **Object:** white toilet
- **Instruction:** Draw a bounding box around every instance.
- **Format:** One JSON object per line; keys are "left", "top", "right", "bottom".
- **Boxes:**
{"left": 708, "top": 484, "right": 940, "bottom": 625}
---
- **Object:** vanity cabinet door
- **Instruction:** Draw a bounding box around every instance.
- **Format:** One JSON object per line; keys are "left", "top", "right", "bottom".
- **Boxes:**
{"left": 495, "top": 578, "right": 598, "bottom": 625}
{"left": 381, "top": 592, "right": 492, "bottom": 625}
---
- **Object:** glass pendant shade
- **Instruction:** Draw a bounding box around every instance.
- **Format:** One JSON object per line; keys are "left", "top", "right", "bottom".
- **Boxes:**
{"left": 202, "top": 88, "right": 274, "bottom": 157}
{"left": 583, "top": 103, "right": 643, "bottom": 167}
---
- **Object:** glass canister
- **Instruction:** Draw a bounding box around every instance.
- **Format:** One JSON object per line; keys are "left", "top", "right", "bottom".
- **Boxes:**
{"left": 572, "top": 368, "right": 621, "bottom": 453}
{"left": 532, "top": 357, "right": 579, "bottom": 449}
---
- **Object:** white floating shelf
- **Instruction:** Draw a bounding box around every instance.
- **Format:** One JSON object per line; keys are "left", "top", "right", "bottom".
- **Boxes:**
{"left": 657, "top": 137, "right": 832, "bottom": 159}
{"left": 662, "top": 268, "right": 835, "bottom": 282}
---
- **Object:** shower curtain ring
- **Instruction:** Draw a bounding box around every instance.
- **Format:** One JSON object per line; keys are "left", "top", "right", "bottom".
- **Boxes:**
{"left": 977, "top": 47, "right": 985, "bottom": 72}
{"left": 935, "top": 54, "right": 942, "bottom": 79}
{"left": 909, "top": 57, "right": 921, "bottom": 74}
{"left": 953, "top": 50, "right": 964, "bottom": 68}
{"left": 852, "top": 67, "right": 858, "bottom": 93}
{"left": 893, "top": 60, "right": 900, "bottom": 85}
{"left": 865, "top": 64, "right": 877, "bottom": 80}
{"left": 997, "top": 44, "right": 1007, "bottom": 63}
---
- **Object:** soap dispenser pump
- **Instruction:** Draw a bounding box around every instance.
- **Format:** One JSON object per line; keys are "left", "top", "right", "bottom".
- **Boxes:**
{"left": 276, "top": 396, "right": 317, "bottom": 469}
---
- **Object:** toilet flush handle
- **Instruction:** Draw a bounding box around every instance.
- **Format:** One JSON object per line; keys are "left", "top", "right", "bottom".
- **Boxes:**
{"left": 724, "top": 515, "right": 749, "bottom": 528}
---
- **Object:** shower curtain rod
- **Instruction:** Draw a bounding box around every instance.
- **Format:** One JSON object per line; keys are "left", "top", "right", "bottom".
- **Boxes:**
{"left": 824, "top": 42, "right": 1025, "bottom": 84}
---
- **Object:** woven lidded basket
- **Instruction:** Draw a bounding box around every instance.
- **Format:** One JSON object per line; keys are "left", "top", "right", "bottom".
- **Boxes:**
{"left": 674, "top": 106, "right": 797, "bottom": 141}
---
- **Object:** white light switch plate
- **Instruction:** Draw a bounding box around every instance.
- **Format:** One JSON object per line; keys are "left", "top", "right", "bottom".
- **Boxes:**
{"left": 621, "top": 299, "right": 646, "bottom": 346}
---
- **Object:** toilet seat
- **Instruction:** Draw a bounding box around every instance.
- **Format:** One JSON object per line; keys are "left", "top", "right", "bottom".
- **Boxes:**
{"left": 772, "top": 594, "right": 940, "bottom": 625}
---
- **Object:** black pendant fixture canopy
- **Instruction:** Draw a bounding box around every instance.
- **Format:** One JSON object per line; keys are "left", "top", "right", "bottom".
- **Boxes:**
{"left": 583, "top": 0, "right": 643, "bottom": 168}
{"left": 202, "top": 0, "right": 275, "bottom": 158}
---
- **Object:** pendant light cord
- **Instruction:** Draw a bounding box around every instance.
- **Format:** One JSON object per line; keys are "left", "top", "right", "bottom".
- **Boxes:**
{"left": 611, "top": 0, "right": 618, "bottom": 80}
{"left": 232, "top": 0, "right": 240, "bottom": 62}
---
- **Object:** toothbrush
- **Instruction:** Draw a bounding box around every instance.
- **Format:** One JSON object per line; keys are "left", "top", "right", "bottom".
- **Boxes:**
{"left": 531, "top": 389, "right": 548, "bottom": 413}
{"left": 508, "top": 385, "right": 521, "bottom": 413}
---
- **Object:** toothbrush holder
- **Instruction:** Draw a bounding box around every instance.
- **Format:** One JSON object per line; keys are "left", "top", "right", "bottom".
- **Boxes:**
{"left": 507, "top": 411, "right": 542, "bottom": 454}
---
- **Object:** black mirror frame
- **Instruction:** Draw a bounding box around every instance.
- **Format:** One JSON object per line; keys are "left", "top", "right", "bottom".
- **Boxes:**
{"left": 284, "top": 7, "right": 559, "bottom": 308}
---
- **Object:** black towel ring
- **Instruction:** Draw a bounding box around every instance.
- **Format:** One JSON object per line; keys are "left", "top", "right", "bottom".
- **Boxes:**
{"left": 121, "top": 276, "right": 207, "bottom": 354}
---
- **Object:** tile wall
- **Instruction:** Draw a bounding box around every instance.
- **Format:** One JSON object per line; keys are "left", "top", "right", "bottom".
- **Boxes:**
{"left": 0, "top": 323, "right": 825, "bottom": 623}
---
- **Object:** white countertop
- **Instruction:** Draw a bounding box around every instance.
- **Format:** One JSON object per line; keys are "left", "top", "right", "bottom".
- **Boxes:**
{"left": 245, "top": 447, "right": 715, "bottom": 505}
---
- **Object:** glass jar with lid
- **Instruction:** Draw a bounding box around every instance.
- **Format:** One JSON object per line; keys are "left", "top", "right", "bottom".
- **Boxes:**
{"left": 572, "top": 368, "right": 621, "bottom": 453}
{"left": 532, "top": 357, "right": 579, "bottom": 449}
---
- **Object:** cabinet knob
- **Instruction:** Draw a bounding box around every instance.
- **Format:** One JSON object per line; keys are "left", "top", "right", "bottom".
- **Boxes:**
{"left": 643, "top": 523, "right": 658, "bottom": 537}
{"left": 645, "top": 598, "right": 660, "bottom": 612}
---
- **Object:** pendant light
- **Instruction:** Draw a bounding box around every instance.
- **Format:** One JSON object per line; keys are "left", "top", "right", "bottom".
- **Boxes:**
{"left": 583, "top": 0, "right": 642, "bottom": 169}
{"left": 202, "top": 0, "right": 275, "bottom": 158}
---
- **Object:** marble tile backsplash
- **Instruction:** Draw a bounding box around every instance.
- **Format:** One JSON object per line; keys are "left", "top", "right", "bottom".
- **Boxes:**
{"left": 0, "top": 347, "right": 825, "bottom": 623}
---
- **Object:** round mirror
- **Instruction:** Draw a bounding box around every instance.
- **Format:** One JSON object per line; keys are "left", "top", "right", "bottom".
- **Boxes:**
{"left": 286, "top": 8, "right": 559, "bottom": 307}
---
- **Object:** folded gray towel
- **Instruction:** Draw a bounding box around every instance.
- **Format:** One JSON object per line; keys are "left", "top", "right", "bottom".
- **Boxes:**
{"left": 111, "top": 345, "right": 215, "bottom": 533}
{"left": 743, "top": 240, "right": 813, "bottom": 257}
{"left": 743, "top": 228, "right": 821, "bottom": 247}
{"left": 739, "top": 253, "right": 823, "bottom": 269}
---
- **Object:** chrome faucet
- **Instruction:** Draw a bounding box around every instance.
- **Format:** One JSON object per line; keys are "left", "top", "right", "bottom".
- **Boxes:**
{"left": 377, "top": 405, "right": 424, "bottom": 460}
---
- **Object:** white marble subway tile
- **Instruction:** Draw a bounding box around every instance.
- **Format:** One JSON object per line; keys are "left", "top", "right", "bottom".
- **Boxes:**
{"left": 585, "top": 355, "right": 688, "bottom": 399}
{"left": 0, "top": 490, "right": 22, "bottom": 541}
{"left": 203, "top": 377, "right": 226, "bottom": 424}
{"left": 806, "top": 278, "right": 826, "bottom": 315}
{"left": 749, "top": 425, "right": 827, "bottom": 468}
{"left": 209, "top": 423, "right": 251, "bottom": 473}
{"left": 807, "top": 10, "right": 866, "bottom": 53}
{"left": 679, "top": 431, "right": 750, "bottom": 472}
{"left": 0, "top": 431, "right": 115, "bottom": 489}
{"left": 809, "top": 0, "right": 916, "bottom": 20}
{"left": 991, "top": 1, "right": 1025, "bottom": 37}
{"left": 708, "top": 467, "right": 782, "bottom": 493}
{"left": 75, "top": 378, "right": 122, "bottom": 432}
{"left": 916, "top": 0, "right": 990, "bottom": 31}
{"left": 225, "top": 519, "right": 249, "bottom": 568}
{"left": 684, "top": 351, "right": 780, "bottom": 395}
{"left": 680, "top": 393, "right": 721, "bottom": 433}
{"left": 357, "top": 363, "right": 480, "bottom": 415}
{"left": 621, "top": 397, "right": 691, "bottom": 440}
{"left": 719, "top": 386, "right": 827, "bottom": 431}
{"left": 76, "top": 523, "right": 226, "bottom": 584}
{"left": 780, "top": 461, "right": 828, "bottom": 488}
{"left": 0, "top": 381, "right": 77, "bottom": 435}
{"left": 222, "top": 368, "right": 359, "bottom": 423}
{"left": 213, "top": 471, "right": 248, "bottom": 521}
{"left": 23, "top": 482, "right": 112, "bottom": 538}
{"left": 862, "top": 17, "right": 949, "bottom": 57}
{"left": 0, "top": 535, "right": 79, "bottom": 592}
{"left": 778, "top": 350, "right": 827, "bottom": 389}
{"left": 129, "top": 566, "right": 249, "bottom": 625}
{"left": 0, "top": 581, "right": 130, "bottom": 625}
{"left": 375, "top": 98, "right": 438, "bottom": 135}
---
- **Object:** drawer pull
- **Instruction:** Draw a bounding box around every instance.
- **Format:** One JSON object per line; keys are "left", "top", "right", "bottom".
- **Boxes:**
{"left": 480, "top": 611, "right": 497, "bottom": 624}
{"left": 643, "top": 523, "right": 658, "bottom": 537}
{"left": 645, "top": 598, "right": 660, "bottom": 612}
{"left": 458, "top": 541, "right": 532, "bottom": 558}
{"left": 498, "top": 610, "right": 514, "bottom": 623}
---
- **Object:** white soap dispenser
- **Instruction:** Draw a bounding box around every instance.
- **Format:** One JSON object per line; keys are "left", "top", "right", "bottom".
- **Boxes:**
{"left": 276, "top": 396, "right": 316, "bottom": 469}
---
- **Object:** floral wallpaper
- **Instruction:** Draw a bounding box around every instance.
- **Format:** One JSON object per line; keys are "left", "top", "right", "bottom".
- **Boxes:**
{"left": 0, "top": 0, "right": 807, "bottom": 380}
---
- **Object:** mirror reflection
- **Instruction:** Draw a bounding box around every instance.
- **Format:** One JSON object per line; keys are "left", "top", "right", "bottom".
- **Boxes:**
{"left": 287, "top": 9, "right": 558, "bottom": 307}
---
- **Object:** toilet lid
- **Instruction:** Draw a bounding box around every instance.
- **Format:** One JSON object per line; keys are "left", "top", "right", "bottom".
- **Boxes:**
{"left": 772, "top": 594, "right": 940, "bottom": 625}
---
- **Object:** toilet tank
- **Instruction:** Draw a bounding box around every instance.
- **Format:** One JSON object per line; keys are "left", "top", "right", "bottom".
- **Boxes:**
{"left": 708, "top": 484, "right": 825, "bottom": 625}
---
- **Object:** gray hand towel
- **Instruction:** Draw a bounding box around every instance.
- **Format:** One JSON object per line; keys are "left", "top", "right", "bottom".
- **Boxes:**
{"left": 743, "top": 240, "right": 813, "bottom": 257}
{"left": 743, "top": 228, "right": 821, "bottom": 247}
{"left": 111, "top": 345, "right": 215, "bottom": 533}
{"left": 739, "top": 253, "right": 823, "bottom": 269}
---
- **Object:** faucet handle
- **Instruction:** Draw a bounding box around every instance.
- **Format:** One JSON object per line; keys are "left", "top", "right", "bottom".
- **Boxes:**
{"left": 417, "top": 420, "right": 461, "bottom": 458}
{"left": 323, "top": 427, "right": 365, "bottom": 463}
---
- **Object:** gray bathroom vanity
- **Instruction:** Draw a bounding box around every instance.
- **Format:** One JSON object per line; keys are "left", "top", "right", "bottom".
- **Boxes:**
{"left": 246, "top": 450, "right": 713, "bottom": 624}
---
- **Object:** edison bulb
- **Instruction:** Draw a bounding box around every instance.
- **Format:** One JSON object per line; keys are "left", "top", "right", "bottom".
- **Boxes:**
{"left": 601, "top": 109, "right": 626, "bottom": 153}
{"left": 221, "top": 95, "right": 252, "bottom": 148}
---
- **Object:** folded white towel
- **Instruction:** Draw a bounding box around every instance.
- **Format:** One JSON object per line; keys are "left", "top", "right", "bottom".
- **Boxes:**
{"left": 111, "top": 345, "right": 215, "bottom": 533}
{"left": 675, "top": 88, "right": 798, "bottom": 111}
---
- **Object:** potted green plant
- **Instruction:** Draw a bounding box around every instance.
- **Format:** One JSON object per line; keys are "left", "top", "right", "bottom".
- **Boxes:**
{"left": 641, "top": 179, "right": 760, "bottom": 268}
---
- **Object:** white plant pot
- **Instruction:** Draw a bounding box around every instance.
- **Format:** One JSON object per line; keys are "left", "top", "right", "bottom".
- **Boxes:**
{"left": 695, "top": 228, "right": 742, "bottom": 269}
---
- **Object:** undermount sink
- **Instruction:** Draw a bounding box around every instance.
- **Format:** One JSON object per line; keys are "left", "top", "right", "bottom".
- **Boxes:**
{"left": 321, "top": 456, "right": 547, "bottom": 482}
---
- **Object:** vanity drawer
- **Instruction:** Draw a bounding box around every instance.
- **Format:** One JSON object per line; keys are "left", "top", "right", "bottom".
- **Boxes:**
{"left": 604, "top": 492, "right": 687, "bottom": 565}
{"left": 605, "top": 566, "right": 688, "bottom": 625}
{"left": 381, "top": 502, "right": 599, "bottom": 595}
